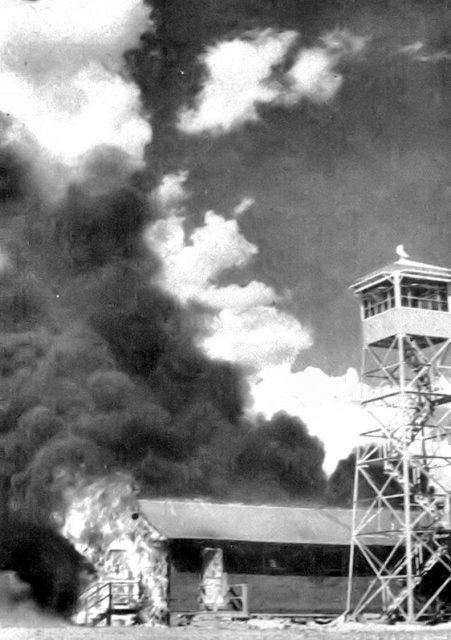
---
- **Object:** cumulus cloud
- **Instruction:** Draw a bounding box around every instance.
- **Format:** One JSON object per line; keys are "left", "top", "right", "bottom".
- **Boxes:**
{"left": 146, "top": 175, "right": 375, "bottom": 474}
{"left": 178, "top": 28, "right": 366, "bottom": 135}
{"left": 203, "top": 308, "right": 310, "bottom": 370}
{"left": 0, "top": 0, "right": 151, "bottom": 183}
{"left": 146, "top": 174, "right": 311, "bottom": 372}
{"left": 282, "top": 30, "right": 365, "bottom": 105}
{"left": 284, "top": 49, "right": 343, "bottom": 103}
{"left": 249, "top": 365, "right": 371, "bottom": 473}
{"left": 150, "top": 171, "right": 190, "bottom": 216}
{"left": 148, "top": 210, "right": 262, "bottom": 300}
{"left": 178, "top": 29, "right": 298, "bottom": 135}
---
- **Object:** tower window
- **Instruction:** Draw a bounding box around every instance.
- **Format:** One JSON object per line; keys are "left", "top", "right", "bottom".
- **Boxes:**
{"left": 400, "top": 278, "right": 448, "bottom": 312}
{"left": 362, "top": 281, "right": 395, "bottom": 318}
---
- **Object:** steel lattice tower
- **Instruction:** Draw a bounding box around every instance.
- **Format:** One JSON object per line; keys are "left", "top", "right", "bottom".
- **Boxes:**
{"left": 346, "top": 251, "right": 451, "bottom": 623}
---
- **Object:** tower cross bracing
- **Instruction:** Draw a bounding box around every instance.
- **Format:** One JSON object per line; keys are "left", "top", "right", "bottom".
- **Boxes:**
{"left": 347, "top": 254, "right": 451, "bottom": 623}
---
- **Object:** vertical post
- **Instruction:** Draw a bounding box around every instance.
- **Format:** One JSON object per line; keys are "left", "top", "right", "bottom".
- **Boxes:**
{"left": 394, "top": 273, "right": 401, "bottom": 308}
{"left": 402, "top": 445, "right": 414, "bottom": 622}
{"left": 346, "top": 431, "right": 361, "bottom": 615}
{"left": 399, "top": 334, "right": 414, "bottom": 622}
{"left": 242, "top": 584, "right": 249, "bottom": 616}
{"left": 107, "top": 583, "right": 112, "bottom": 626}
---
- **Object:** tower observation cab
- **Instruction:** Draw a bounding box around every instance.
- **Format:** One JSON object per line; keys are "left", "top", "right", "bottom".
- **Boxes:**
{"left": 356, "top": 257, "right": 451, "bottom": 345}
{"left": 346, "top": 251, "right": 451, "bottom": 624}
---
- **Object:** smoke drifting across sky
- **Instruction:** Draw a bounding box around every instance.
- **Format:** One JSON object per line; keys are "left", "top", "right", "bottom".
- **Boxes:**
{"left": 136, "top": 0, "right": 451, "bottom": 470}
{"left": 1, "top": 0, "right": 451, "bottom": 532}
{"left": 0, "top": 0, "right": 151, "bottom": 197}
{"left": 0, "top": 0, "right": 333, "bottom": 553}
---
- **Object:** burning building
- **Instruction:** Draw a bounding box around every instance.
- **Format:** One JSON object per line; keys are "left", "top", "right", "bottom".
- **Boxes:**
{"left": 0, "top": 0, "right": 405, "bottom": 627}
{"left": 60, "top": 475, "right": 393, "bottom": 626}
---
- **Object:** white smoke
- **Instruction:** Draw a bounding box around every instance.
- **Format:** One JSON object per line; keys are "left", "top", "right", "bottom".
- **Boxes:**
{"left": 0, "top": 0, "right": 152, "bottom": 193}
{"left": 178, "top": 28, "right": 366, "bottom": 135}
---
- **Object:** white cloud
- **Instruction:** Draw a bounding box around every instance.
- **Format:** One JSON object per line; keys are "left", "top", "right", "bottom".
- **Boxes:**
{"left": 319, "top": 29, "right": 366, "bottom": 56}
{"left": 284, "top": 48, "right": 343, "bottom": 103}
{"left": 150, "top": 171, "right": 190, "bottom": 216}
{"left": 146, "top": 175, "right": 311, "bottom": 373}
{"left": 249, "top": 365, "right": 374, "bottom": 474}
{"left": 178, "top": 29, "right": 298, "bottom": 135}
{"left": 148, "top": 177, "right": 451, "bottom": 475}
{"left": 178, "top": 28, "right": 366, "bottom": 135}
{"left": 146, "top": 176, "right": 372, "bottom": 473}
{"left": 0, "top": 0, "right": 151, "bottom": 181}
{"left": 0, "top": 0, "right": 150, "bottom": 69}
{"left": 203, "top": 308, "right": 311, "bottom": 370}
{"left": 148, "top": 210, "right": 261, "bottom": 301}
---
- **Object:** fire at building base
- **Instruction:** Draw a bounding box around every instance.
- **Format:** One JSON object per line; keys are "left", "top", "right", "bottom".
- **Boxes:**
{"left": 58, "top": 478, "right": 389, "bottom": 627}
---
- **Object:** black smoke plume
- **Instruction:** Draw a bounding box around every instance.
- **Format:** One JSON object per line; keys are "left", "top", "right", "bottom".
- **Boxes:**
{"left": 0, "top": 147, "right": 327, "bottom": 523}
{"left": 326, "top": 448, "right": 402, "bottom": 507}
{"left": 0, "top": 511, "right": 94, "bottom": 617}
{"left": 0, "top": 4, "right": 333, "bottom": 615}
{"left": 234, "top": 412, "right": 326, "bottom": 502}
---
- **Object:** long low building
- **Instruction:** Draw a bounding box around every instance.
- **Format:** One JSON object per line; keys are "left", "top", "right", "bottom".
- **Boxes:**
{"left": 135, "top": 499, "right": 393, "bottom": 616}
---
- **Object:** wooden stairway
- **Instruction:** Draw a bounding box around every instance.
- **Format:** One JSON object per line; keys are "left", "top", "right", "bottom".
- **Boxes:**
{"left": 77, "top": 579, "right": 141, "bottom": 626}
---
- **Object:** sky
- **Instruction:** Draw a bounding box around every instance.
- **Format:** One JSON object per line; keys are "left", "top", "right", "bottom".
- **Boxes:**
{"left": 140, "top": 0, "right": 451, "bottom": 468}
{"left": 1, "top": 0, "right": 451, "bottom": 476}
{"left": 142, "top": 0, "right": 451, "bottom": 374}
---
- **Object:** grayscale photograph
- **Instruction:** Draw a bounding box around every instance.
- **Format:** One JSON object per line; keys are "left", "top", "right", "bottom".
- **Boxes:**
{"left": 0, "top": 1, "right": 450, "bottom": 639}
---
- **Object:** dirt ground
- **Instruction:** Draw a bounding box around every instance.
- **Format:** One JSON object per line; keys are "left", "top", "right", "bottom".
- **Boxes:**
{"left": 2, "top": 575, "right": 451, "bottom": 640}
{"left": 3, "top": 622, "right": 451, "bottom": 640}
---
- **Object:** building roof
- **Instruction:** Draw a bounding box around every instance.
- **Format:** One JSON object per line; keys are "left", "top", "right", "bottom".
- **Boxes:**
{"left": 138, "top": 499, "right": 394, "bottom": 546}
{"left": 351, "top": 256, "right": 451, "bottom": 293}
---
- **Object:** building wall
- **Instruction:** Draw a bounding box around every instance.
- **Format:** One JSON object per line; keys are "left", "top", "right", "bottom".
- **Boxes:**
{"left": 167, "top": 539, "right": 384, "bottom": 614}
{"left": 362, "top": 307, "right": 451, "bottom": 345}
{"left": 169, "top": 568, "right": 380, "bottom": 614}
{"left": 169, "top": 539, "right": 374, "bottom": 578}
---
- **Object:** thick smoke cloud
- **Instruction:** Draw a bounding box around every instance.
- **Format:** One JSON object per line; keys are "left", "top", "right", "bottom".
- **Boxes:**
{"left": 0, "top": 0, "right": 378, "bottom": 617}
{"left": 234, "top": 412, "right": 326, "bottom": 502}
{"left": 0, "top": 511, "right": 93, "bottom": 617}
{"left": 326, "top": 448, "right": 402, "bottom": 508}
{"left": 0, "top": 4, "right": 405, "bottom": 596}
{"left": 0, "top": 0, "right": 151, "bottom": 202}
{"left": 0, "top": 111, "right": 325, "bottom": 528}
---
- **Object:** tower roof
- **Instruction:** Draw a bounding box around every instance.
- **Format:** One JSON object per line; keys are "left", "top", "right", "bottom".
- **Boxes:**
{"left": 351, "top": 255, "right": 451, "bottom": 293}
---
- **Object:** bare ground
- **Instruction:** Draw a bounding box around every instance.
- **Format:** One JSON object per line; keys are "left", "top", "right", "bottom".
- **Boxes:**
{"left": 3, "top": 622, "right": 451, "bottom": 640}
{"left": 2, "top": 576, "right": 451, "bottom": 640}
